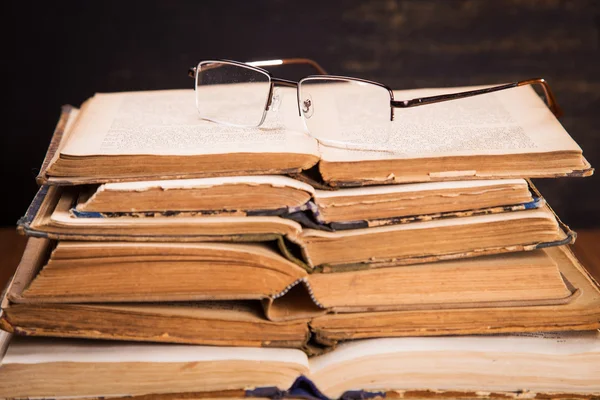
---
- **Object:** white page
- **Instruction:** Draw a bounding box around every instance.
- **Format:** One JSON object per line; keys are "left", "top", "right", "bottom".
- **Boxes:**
{"left": 2, "top": 337, "right": 308, "bottom": 367}
{"left": 319, "top": 85, "right": 582, "bottom": 161}
{"left": 310, "top": 330, "right": 600, "bottom": 373}
{"left": 62, "top": 88, "right": 319, "bottom": 157}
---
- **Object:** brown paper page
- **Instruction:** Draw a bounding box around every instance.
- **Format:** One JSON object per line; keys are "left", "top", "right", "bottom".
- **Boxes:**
{"left": 310, "top": 245, "right": 600, "bottom": 341}
{"left": 36, "top": 106, "right": 80, "bottom": 184}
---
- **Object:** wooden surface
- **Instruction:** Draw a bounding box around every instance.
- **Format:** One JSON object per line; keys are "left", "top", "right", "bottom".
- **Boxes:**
{"left": 1, "top": 227, "right": 599, "bottom": 290}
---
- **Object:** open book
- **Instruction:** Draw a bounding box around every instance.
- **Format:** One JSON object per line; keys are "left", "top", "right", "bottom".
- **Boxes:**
{"left": 65, "top": 176, "right": 545, "bottom": 236}
{"left": 1, "top": 331, "right": 599, "bottom": 399}
{"left": 2, "top": 239, "right": 599, "bottom": 349}
{"left": 8, "top": 239, "right": 574, "bottom": 309}
{"left": 38, "top": 86, "right": 592, "bottom": 187}
{"left": 72, "top": 176, "right": 537, "bottom": 227}
{"left": 19, "top": 186, "right": 572, "bottom": 269}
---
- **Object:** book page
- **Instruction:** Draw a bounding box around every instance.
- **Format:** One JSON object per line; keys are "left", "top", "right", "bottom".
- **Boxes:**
{"left": 42, "top": 107, "right": 81, "bottom": 175}
{"left": 319, "top": 85, "right": 582, "bottom": 161}
{"left": 49, "top": 190, "right": 304, "bottom": 236}
{"left": 314, "top": 178, "right": 527, "bottom": 198}
{"left": 302, "top": 205, "right": 558, "bottom": 237}
{"left": 309, "top": 330, "right": 600, "bottom": 373}
{"left": 2, "top": 337, "right": 309, "bottom": 367}
{"left": 61, "top": 88, "right": 319, "bottom": 157}
{"left": 104, "top": 301, "right": 274, "bottom": 322}
{"left": 96, "top": 175, "right": 316, "bottom": 195}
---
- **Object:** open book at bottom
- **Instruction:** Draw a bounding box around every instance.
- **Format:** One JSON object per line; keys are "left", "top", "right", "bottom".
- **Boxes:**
{"left": 1, "top": 239, "right": 599, "bottom": 351}
{"left": 0, "top": 330, "right": 599, "bottom": 399}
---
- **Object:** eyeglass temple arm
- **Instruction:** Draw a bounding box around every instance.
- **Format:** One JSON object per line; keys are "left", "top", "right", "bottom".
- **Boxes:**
{"left": 247, "top": 58, "right": 328, "bottom": 75}
{"left": 188, "top": 58, "right": 327, "bottom": 79}
{"left": 391, "top": 78, "right": 562, "bottom": 118}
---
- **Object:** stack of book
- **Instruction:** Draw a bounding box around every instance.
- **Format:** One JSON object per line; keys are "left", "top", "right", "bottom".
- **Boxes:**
{"left": 1, "top": 85, "right": 599, "bottom": 399}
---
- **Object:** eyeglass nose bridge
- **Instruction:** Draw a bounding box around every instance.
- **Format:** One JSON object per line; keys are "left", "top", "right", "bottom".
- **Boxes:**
{"left": 267, "top": 78, "right": 299, "bottom": 113}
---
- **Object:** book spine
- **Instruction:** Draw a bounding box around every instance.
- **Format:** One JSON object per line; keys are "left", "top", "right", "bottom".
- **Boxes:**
{"left": 17, "top": 185, "right": 49, "bottom": 229}
{"left": 36, "top": 105, "right": 73, "bottom": 185}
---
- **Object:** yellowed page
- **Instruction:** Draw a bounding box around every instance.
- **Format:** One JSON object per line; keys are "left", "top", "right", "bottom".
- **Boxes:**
{"left": 310, "top": 330, "right": 600, "bottom": 372}
{"left": 49, "top": 190, "right": 303, "bottom": 237}
{"left": 302, "top": 205, "right": 558, "bottom": 238}
{"left": 319, "top": 85, "right": 582, "bottom": 161}
{"left": 61, "top": 89, "right": 319, "bottom": 157}
{"left": 50, "top": 211, "right": 304, "bottom": 240}
{"left": 310, "top": 331, "right": 600, "bottom": 398}
{"left": 41, "top": 108, "right": 81, "bottom": 177}
{"left": 97, "top": 301, "right": 277, "bottom": 322}
{"left": 314, "top": 178, "right": 527, "bottom": 198}
{"left": 58, "top": 108, "right": 80, "bottom": 153}
{"left": 96, "top": 175, "right": 316, "bottom": 195}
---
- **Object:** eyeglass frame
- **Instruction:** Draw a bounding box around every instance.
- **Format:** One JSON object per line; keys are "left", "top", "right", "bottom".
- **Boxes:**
{"left": 188, "top": 58, "right": 562, "bottom": 129}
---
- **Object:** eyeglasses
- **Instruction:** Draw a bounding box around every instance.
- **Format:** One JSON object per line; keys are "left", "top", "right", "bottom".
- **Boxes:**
{"left": 188, "top": 58, "right": 561, "bottom": 152}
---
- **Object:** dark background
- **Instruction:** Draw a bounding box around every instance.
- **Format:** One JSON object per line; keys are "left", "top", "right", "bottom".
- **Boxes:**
{"left": 2, "top": 0, "right": 599, "bottom": 228}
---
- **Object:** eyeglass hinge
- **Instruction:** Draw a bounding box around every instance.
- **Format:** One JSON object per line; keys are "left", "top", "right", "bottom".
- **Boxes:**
{"left": 188, "top": 67, "right": 197, "bottom": 78}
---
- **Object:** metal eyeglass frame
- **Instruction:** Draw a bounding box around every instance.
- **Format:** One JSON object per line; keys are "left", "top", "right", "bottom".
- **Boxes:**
{"left": 188, "top": 58, "right": 562, "bottom": 132}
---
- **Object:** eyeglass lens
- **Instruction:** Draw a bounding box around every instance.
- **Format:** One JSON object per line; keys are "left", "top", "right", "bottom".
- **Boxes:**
{"left": 195, "top": 61, "right": 272, "bottom": 127}
{"left": 298, "top": 77, "right": 393, "bottom": 149}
